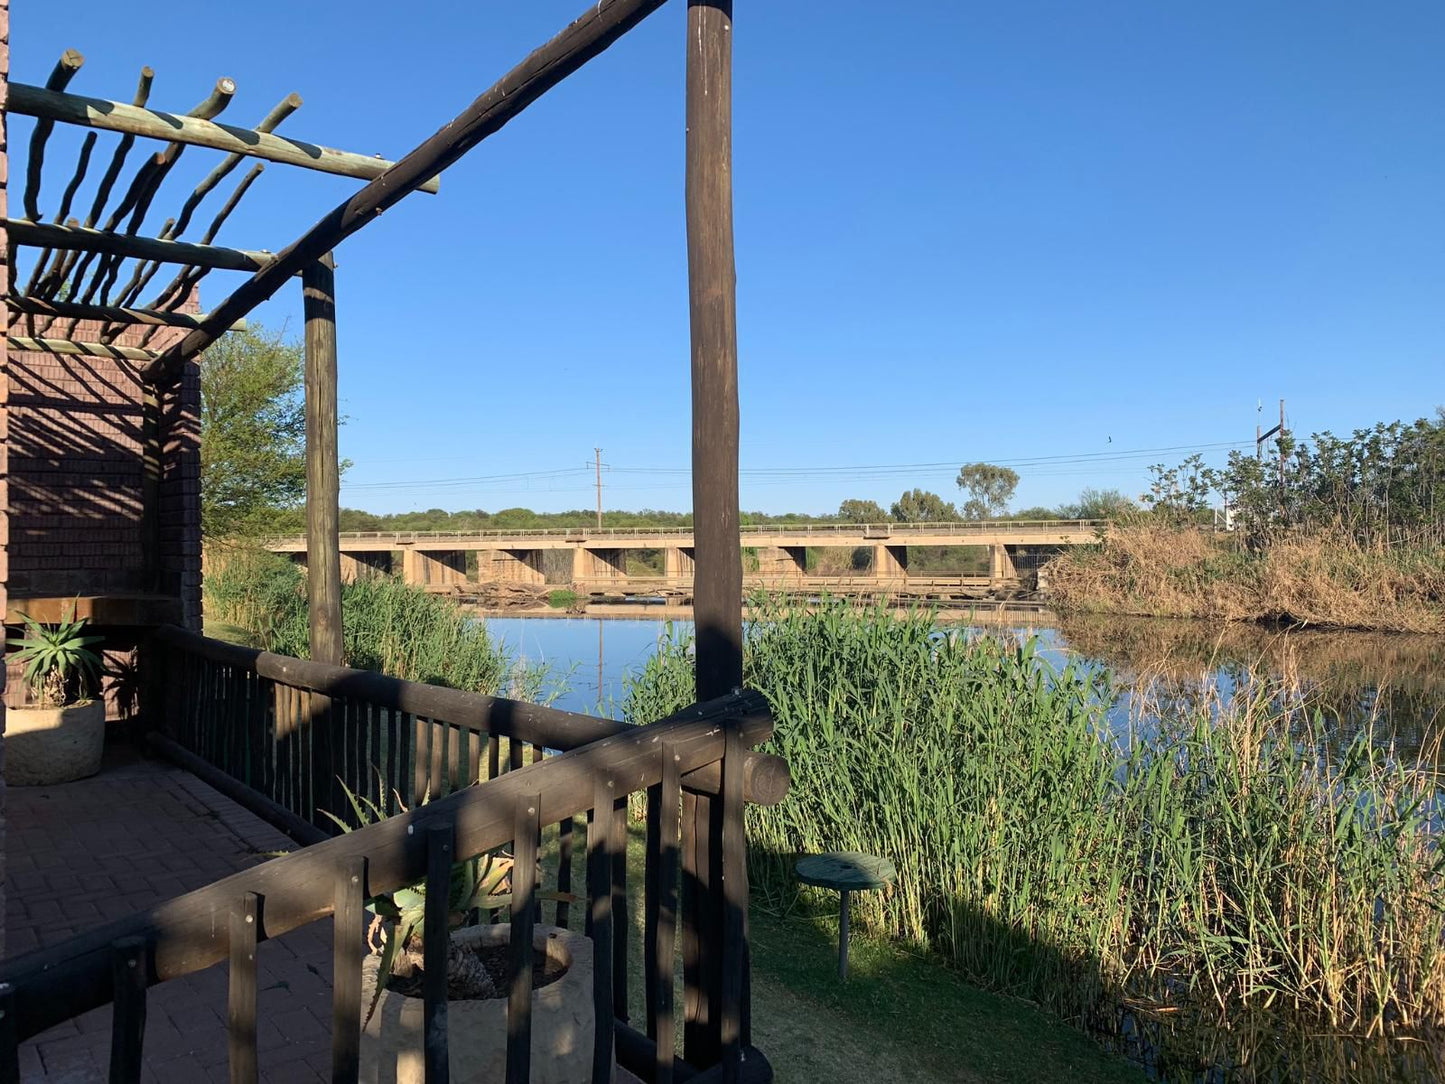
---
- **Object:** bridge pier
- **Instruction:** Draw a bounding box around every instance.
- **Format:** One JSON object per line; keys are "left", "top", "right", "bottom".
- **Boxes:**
{"left": 338, "top": 551, "right": 390, "bottom": 583}
{"left": 573, "top": 546, "right": 628, "bottom": 584}
{"left": 480, "top": 548, "right": 546, "bottom": 586}
{"left": 664, "top": 545, "right": 695, "bottom": 580}
{"left": 873, "top": 544, "right": 908, "bottom": 583}
{"left": 755, "top": 545, "right": 805, "bottom": 582}
{"left": 990, "top": 544, "right": 1020, "bottom": 588}
{"left": 402, "top": 548, "right": 468, "bottom": 588}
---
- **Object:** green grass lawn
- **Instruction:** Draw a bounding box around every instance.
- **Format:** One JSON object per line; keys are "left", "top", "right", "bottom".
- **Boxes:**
{"left": 586, "top": 820, "right": 1142, "bottom": 1084}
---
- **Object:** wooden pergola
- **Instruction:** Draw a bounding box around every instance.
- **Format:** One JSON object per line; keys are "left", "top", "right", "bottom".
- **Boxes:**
{"left": 3, "top": 0, "right": 753, "bottom": 1076}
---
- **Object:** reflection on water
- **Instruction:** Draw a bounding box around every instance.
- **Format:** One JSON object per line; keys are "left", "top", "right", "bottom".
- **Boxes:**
{"left": 487, "top": 614, "right": 1445, "bottom": 769}
{"left": 1055, "top": 616, "right": 1445, "bottom": 770}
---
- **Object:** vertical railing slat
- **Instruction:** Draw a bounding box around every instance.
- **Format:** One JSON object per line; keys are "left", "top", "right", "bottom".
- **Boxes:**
{"left": 612, "top": 792, "right": 629, "bottom": 1022}
{"left": 507, "top": 795, "right": 540, "bottom": 1084}
{"left": 108, "top": 936, "right": 147, "bottom": 1084}
{"left": 423, "top": 824, "right": 452, "bottom": 1084}
{"left": 333, "top": 856, "right": 366, "bottom": 1083}
{"left": 228, "top": 893, "right": 260, "bottom": 1084}
{"left": 487, "top": 733, "right": 500, "bottom": 781}
{"left": 589, "top": 778, "right": 615, "bottom": 1084}
{"left": 720, "top": 725, "right": 746, "bottom": 1082}
{"left": 655, "top": 745, "right": 681, "bottom": 1084}
{"left": 0, "top": 983, "right": 18, "bottom": 1084}
{"left": 556, "top": 814, "right": 574, "bottom": 931}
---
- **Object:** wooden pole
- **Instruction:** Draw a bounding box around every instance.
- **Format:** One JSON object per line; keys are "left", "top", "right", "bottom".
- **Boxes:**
{"left": 304, "top": 255, "right": 343, "bottom": 666}
{"left": 683, "top": 0, "right": 741, "bottom": 1070}
{"left": 6, "top": 83, "right": 441, "bottom": 195}
{"left": 140, "top": 0, "right": 670, "bottom": 384}
{"left": 686, "top": 0, "right": 742, "bottom": 703}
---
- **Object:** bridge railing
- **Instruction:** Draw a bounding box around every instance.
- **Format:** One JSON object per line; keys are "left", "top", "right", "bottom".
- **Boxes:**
{"left": 270, "top": 519, "right": 1107, "bottom": 545}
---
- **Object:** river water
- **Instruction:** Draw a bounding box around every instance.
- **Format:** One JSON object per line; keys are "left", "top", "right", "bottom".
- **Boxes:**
{"left": 483, "top": 613, "right": 1445, "bottom": 759}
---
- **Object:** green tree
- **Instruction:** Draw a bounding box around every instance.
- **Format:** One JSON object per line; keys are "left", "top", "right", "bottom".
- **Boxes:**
{"left": 1057, "top": 487, "right": 1138, "bottom": 522}
{"left": 956, "top": 462, "right": 1020, "bottom": 519}
{"left": 838, "top": 498, "right": 889, "bottom": 523}
{"left": 201, "top": 325, "right": 309, "bottom": 539}
{"left": 890, "top": 489, "right": 958, "bottom": 522}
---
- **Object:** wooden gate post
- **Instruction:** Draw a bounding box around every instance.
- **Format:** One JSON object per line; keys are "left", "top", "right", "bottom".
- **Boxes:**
{"left": 303, "top": 254, "right": 343, "bottom": 666}
{"left": 682, "top": 0, "right": 741, "bottom": 1069}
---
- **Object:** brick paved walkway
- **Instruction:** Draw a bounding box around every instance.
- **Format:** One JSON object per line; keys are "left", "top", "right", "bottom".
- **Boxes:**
{"left": 5, "top": 744, "right": 335, "bottom": 1082}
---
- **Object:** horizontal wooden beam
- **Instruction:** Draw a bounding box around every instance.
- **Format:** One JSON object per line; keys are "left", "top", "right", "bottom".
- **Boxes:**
{"left": 7, "top": 335, "right": 159, "bottom": 361}
{"left": 7, "top": 295, "right": 245, "bottom": 330}
{"left": 6, "top": 218, "right": 275, "bottom": 272}
{"left": 7, "top": 82, "right": 441, "bottom": 194}
{"left": 141, "top": 0, "right": 669, "bottom": 383}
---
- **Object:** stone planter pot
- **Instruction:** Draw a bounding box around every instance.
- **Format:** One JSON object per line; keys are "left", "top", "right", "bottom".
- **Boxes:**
{"left": 360, "top": 923, "right": 607, "bottom": 1084}
{"left": 2, "top": 701, "right": 105, "bottom": 786}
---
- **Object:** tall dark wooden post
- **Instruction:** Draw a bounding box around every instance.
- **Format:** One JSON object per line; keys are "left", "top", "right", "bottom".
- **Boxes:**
{"left": 682, "top": 0, "right": 741, "bottom": 1070}
{"left": 303, "top": 254, "right": 343, "bottom": 666}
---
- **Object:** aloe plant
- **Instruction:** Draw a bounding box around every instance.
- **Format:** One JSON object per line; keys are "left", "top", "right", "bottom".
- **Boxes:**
{"left": 325, "top": 776, "right": 514, "bottom": 1017}
{"left": 7, "top": 611, "right": 103, "bottom": 709}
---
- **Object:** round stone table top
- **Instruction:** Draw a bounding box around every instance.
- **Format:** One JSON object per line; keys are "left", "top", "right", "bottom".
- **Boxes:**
{"left": 795, "top": 852, "right": 896, "bottom": 892}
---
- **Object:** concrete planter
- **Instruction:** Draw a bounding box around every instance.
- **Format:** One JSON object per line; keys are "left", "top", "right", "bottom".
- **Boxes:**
{"left": 3, "top": 701, "right": 105, "bottom": 786}
{"left": 360, "top": 923, "right": 607, "bottom": 1084}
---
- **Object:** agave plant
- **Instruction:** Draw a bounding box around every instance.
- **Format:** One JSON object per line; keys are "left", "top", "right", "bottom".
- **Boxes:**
{"left": 7, "top": 611, "right": 103, "bottom": 709}
{"left": 324, "top": 776, "right": 516, "bottom": 1019}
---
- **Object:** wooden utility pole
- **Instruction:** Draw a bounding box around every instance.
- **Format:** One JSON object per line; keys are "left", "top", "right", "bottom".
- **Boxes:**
{"left": 1278, "top": 398, "right": 1287, "bottom": 492}
{"left": 682, "top": 0, "right": 743, "bottom": 1075}
{"left": 303, "top": 254, "right": 343, "bottom": 666}
{"left": 595, "top": 447, "right": 604, "bottom": 530}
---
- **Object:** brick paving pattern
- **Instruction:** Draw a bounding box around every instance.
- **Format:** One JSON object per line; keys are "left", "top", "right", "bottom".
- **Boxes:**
{"left": 5, "top": 745, "right": 335, "bottom": 1082}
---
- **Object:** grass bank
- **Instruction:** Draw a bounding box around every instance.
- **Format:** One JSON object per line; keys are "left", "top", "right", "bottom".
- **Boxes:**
{"left": 622, "top": 595, "right": 1445, "bottom": 1080}
{"left": 203, "top": 547, "right": 547, "bottom": 697}
{"left": 1043, "top": 526, "right": 1445, "bottom": 633}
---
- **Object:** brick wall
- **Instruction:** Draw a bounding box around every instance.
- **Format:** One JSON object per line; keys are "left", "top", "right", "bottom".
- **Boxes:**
{"left": 1, "top": 0, "right": 11, "bottom": 962}
{"left": 4, "top": 319, "right": 202, "bottom": 629}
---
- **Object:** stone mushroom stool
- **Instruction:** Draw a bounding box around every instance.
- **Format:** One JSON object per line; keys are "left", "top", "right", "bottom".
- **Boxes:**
{"left": 795, "top": 852, "right": 896, "bottom": 981}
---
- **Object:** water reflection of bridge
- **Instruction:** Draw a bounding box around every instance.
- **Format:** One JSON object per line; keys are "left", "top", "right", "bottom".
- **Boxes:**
{"left": 265, "top": 520, "right": 1104, "bottom": 593}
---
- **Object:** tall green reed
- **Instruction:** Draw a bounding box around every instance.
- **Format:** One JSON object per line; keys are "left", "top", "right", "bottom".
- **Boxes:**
{"left": 622, "top": 594, "right": 1445, "bottom": 1053}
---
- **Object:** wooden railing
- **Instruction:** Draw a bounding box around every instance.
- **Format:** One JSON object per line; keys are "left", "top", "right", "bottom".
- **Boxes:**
{"left": 153, "top": 625, "right": 788, "bottom": 843}
{"left": 0, "top": 635, "right": 782, "bottom": 1083}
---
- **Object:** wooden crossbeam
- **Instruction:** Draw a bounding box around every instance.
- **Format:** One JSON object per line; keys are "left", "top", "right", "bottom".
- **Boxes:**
{"left": 5, "top": 218, "right": 275, "bottom": 272}
{"left": 6, "top": 296, "right": 245, "bottom": 331}
{"left": 7, "top": 83, "right": 442, "bottom": 194}
{"left": 7, "top": 335, "right": 160, "bottom": 362}
{"left": 141, "top": 0, "right": 668, "bottom": 384}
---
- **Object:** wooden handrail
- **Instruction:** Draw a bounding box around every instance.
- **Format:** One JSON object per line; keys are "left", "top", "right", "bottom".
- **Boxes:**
{"left": 0, "top": 697, "right": 771, "bottom": 1044}
{"left": 156, "top": 625, "right": 790, "bottom": 805}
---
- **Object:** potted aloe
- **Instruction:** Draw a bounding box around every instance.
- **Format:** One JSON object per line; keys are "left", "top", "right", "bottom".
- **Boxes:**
{"left": 329, "top": 783, "right": 601, "bottom": 1083}
{"left": 4, "top": 611, "right": 106, "bottom": 786}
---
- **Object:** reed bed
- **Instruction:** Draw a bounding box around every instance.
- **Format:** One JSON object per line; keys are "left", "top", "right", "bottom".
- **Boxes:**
{"left": 1045, "top": 526, "right": 1445, "bottom": 633}
{"left": 203, "top": 548, "right": 545, "bottom": 698}
{"left": 623, "top": 595, "right": 1445, "bottom": 1070}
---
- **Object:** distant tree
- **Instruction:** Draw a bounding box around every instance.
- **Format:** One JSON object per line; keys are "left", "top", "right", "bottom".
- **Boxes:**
{"left": 838, "top": 498, "right": 889, "bottom": 523}
{"left": 956, "top": 462, "right": 1020, "bottom": 519}
{"left": 201, "top": 325, "right": 311, "bottom": 540}
{"left": 890, "top": 489, "right": 959, "bottom": 522}
{"left": 1057, "top": 487, "right": 1138, "bottom": 522}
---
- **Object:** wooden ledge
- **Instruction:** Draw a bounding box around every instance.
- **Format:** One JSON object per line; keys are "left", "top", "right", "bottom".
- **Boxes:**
{"left": 5, "top": 594, "right": 183, "bottom": 627}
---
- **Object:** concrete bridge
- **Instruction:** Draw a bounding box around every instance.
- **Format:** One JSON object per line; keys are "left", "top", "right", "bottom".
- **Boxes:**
{"left": 265, "top": 520, "right": 1104, "bottom": 592}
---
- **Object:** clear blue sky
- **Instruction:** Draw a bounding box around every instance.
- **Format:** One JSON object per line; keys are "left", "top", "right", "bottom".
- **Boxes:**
{"left": 12, "top": 2, "right": 1444, "bottom": 515}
